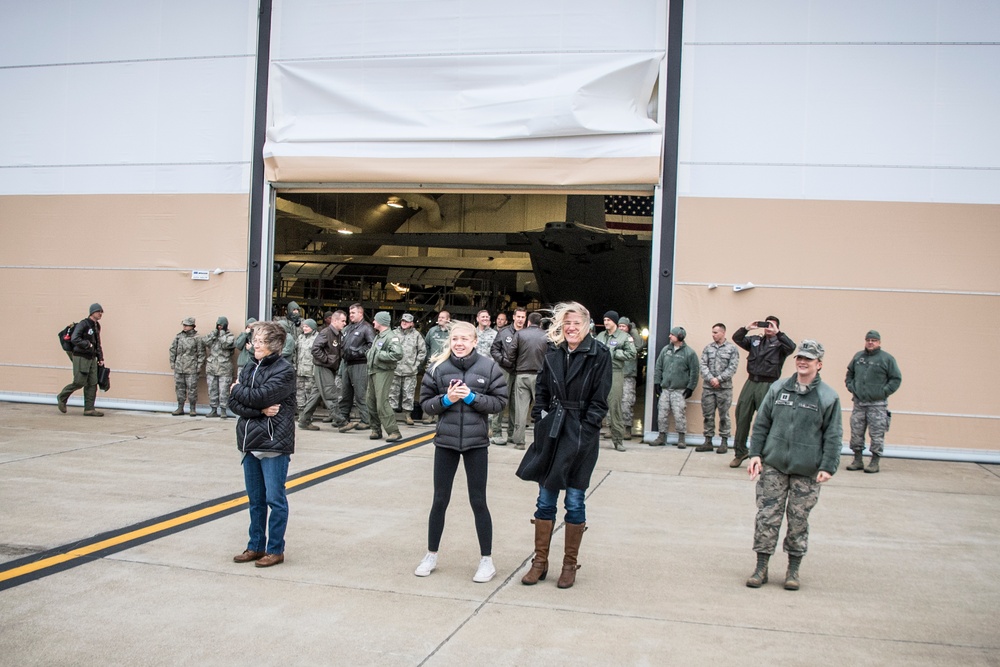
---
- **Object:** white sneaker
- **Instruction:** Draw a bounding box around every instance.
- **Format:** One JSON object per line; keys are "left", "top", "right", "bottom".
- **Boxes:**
{"left": 473, "top": 556, "right": 496, "bottom": 583}
{"left": 414, "top": 552, "right": 438, "bottom": 577}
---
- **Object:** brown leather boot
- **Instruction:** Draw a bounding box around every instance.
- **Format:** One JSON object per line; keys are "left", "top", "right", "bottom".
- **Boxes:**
{"left": 521, "top": 518, "right": 554, "bottom": 585}
{"left": 557, "top": 522, "right": 587, "bottom": 589}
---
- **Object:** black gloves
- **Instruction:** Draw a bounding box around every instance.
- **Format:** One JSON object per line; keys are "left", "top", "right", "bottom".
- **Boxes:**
{"left": 683, "top": 388, "right": 693, "bottom": 399}
{"left": 653, "top": 384, "right": 661, "bottom": 397}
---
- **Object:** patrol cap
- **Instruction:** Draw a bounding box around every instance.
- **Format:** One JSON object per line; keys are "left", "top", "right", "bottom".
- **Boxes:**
{"left": 182, "top": 317, "right": 196, "bottom": 326}
{"left": 401, "top": 313, "right": 415, "bottom": 322}
{"left": 795, "top": 340, "right": 825, "bottom": 360}
{"left": 603, "top": 310, "right": 619, "bottom": 323}
{"left": 670, "top": 326, "right": 686, "bottom": 340}
{"left": 866, "top": 330, "right": 881, "bottom": 341}
{"left": 374, "top": 311, "right": 391, "bottom": 327}
{"left": 89, "top": 303, "right": 104, "bottom": 315}
{"left": 618, "top": 317, "right": 630, "bottom": 326}
{"left": 304, "top": 318, "right": 318, "bottom": 330}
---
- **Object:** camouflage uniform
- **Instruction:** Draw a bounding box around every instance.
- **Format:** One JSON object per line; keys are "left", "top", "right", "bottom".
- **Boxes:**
{"left": 699, "top": 339, "right": 740, "bottom": 439}
{"left": 652, "top": 341, "right": 699, "bottom": 436}
{"left": 201, "top": 319, "right": 236, "bottom": 413}
{"left": 170, "top": 328, "right": 204, "bottom": 406}
{"left": 753, "top": 464, "right": 821, "bottom": 557}
{"left": 749, "top": 368, "right": 842, "bottom": 558}
{"left": 295, "top": 329, "right": 318, "bottom": 408}
{"left": 657, "top": 390, "right": 690, "bottom": 434}
{"left": 845, "top": 345, "right": 901, "bottom": 457}
{"left": 621, "top": 326, "right": 644, "bottom": 431}
{"left": 475, "top": 327, "right": 498, "bottom": 357}
{"left": 389, "top": 325, "right": 426, "bottom": 412}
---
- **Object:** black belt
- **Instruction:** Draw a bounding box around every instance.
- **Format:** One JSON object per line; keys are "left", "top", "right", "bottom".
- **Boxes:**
{"left": 749, "top": 374, "right": 777, "bottom": 383}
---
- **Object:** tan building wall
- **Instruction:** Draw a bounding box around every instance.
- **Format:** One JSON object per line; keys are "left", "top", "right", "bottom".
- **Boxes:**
{"left": 0, "top": 194, "right": 250, "bottom": 405}
{"left": 670, "top": 197, "right": 1000, "bottom": 451}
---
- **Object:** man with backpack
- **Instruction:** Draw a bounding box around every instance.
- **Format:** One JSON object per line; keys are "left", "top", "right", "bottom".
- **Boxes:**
{"left": 57, "top": 303, "right": 106, "bottom": 416}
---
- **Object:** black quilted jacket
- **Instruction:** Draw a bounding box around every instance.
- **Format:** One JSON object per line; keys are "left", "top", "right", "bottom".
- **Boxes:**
{"left": 420, "top": 351, "right": 507, "bottom": 451}
{"left": 229, "top": 352, "right": 296, "bottom": 455}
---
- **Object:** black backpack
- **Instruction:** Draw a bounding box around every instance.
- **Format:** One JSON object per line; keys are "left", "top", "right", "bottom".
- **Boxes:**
{"left": 58, "top": 323, "right": 77, "bottom": 352}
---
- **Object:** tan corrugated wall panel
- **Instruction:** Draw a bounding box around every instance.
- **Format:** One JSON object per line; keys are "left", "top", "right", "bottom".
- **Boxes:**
{"left": 672, "top": 197, "right": 1000, "bottom": 451}
{"left": 1, "top": 194, "right": 249, "bottom": 404}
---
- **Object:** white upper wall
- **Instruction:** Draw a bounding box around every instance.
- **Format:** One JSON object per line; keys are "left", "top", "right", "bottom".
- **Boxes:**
{"left": 272, "top": 0, "right": 666, "bottom": 59}
{"left": 679, "top": 0, "right": 1000, "bottom": 204}
{"left": 0, "top": 0, "right": 259, "bottom": 195}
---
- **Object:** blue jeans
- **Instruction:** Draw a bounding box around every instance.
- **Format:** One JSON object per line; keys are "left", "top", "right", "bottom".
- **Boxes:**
{"left": 535, "top": 486, "right": 586, "bottom": 524}
{"left": 242, "top": 453, "right": 290, "bottom": 555}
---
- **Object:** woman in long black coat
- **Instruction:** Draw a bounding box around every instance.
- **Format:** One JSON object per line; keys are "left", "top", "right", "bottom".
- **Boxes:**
{"left": 516, "top": 301, "right": 611, "bottom": 589}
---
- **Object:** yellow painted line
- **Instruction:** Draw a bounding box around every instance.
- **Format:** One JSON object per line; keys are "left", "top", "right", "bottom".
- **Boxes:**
{"left": 0, "top": 433, "right": 434, "bottom": 585}
{"left": 287, "top": 433, "right": 433, "bottom": 489}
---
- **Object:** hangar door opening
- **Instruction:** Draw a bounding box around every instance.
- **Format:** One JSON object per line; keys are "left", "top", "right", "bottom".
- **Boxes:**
{"left": 271, "top": 190, "right": 654, "bottom": 334}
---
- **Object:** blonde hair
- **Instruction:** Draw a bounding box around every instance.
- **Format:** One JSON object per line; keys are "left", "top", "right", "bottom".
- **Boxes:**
{"left": 429, "top": 320, "right": 478, "bottom": 371}
{"left": 546, "top": 302, "right": 590, "bottom": 347}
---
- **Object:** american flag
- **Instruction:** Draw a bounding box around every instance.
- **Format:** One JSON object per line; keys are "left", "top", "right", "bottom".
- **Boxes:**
{"left": 604, "top": 195, "right": 653, "bottom": 232}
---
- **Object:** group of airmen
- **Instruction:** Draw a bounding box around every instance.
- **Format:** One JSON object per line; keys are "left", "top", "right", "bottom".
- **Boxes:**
{"left": 167, "top": 303, "right": 901, "bottom": 474}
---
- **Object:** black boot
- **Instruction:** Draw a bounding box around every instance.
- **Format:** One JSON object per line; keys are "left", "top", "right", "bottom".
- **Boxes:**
{"left": 846, "top": 452, "right": 864, "bottom": 471}
{"left": 785, "top": 555, "right": 802, "bottom": 590}
{"left": 746, "top": 552, "right": 770, "bottom": 588}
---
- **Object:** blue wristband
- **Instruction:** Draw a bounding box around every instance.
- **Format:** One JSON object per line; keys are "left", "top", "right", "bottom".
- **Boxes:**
{"left": 442, "top": 395, "right": 454, "bottom": 407}
{"left": 463, "top": 391, "right": 476, "bottom": 405}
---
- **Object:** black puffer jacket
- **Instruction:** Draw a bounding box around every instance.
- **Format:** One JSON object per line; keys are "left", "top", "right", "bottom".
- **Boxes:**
{"left": 420, "top": 351, "right": 507, "bottom": 451}
{"left": 229, "top": 352, "right": 296, "bottom": 455}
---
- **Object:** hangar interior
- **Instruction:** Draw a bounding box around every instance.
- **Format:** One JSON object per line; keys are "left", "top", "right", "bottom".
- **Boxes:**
{"left": 272, "top": 192, "right": 654, "bottom": 331}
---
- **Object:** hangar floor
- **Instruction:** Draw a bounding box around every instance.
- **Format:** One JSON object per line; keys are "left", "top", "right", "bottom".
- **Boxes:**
{"left": 1, "top": 402, "right": 998, "bottom": 665}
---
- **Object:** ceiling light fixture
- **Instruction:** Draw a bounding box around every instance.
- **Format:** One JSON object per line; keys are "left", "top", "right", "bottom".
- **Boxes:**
{"left": 387, "top": 196, "right": 406, "bottom": 209}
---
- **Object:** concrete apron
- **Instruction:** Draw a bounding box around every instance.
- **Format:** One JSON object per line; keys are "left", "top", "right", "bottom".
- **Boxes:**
{"left": 0, "top": 402, "right": 998, "bottom": 666}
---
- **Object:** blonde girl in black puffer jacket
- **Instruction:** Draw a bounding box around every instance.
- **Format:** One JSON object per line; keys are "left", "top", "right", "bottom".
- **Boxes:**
{"left": 414, "top": 321, "right": 507, "bottom": 584}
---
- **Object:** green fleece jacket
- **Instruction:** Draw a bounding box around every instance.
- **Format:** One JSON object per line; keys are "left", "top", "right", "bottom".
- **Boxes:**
{"left": 750, "top": 373, "right": 843, "bottom": 477}
{"left": 653, "top": 342, "right": 699, "bottom": 391}
{"left": 845, "top": 348, "right": 901, "bottom": 403}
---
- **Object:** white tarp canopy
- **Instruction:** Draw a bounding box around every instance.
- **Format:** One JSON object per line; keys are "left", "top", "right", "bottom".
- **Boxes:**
{"left": 264, "top": 0, "right": 668, "bottom": 186}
